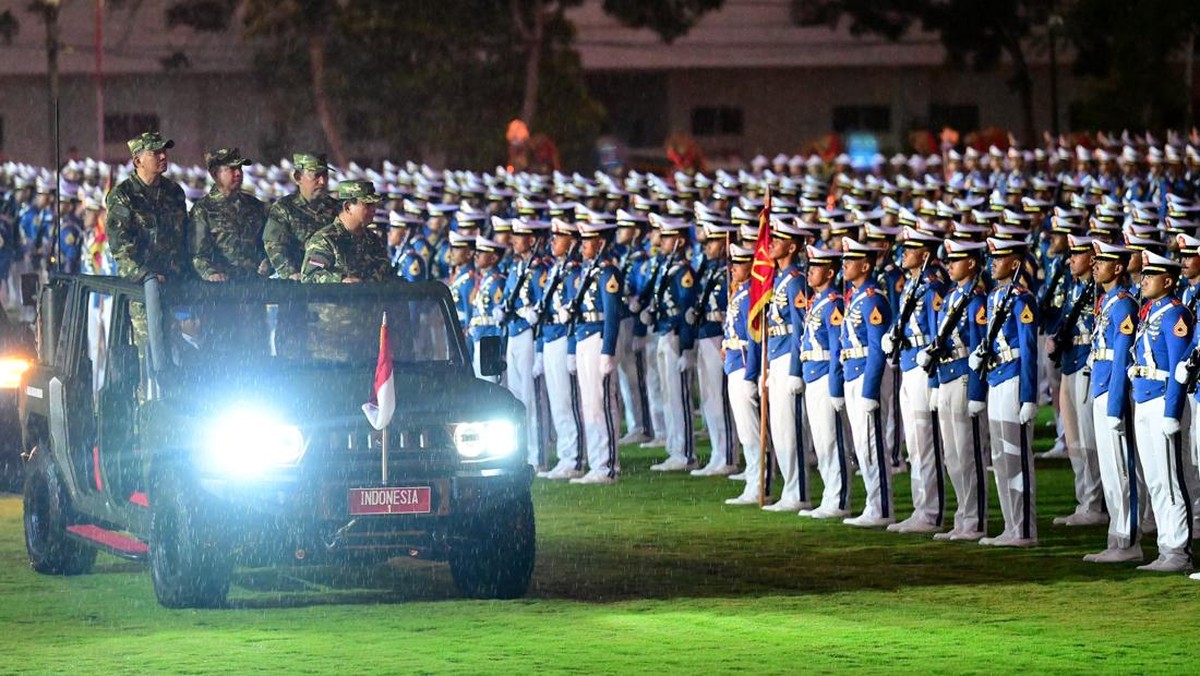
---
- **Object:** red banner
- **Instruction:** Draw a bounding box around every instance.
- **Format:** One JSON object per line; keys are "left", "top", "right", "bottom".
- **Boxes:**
{"left": 747, "top": 190, "right": 775, "bottom": 342}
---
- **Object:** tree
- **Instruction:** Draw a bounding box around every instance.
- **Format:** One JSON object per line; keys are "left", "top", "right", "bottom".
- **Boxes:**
{"left": 792, "top": 0, "right": 1045, "bottom": 145}
{"left": 1065, "top": 0, "right": 1200, "bottom": 131}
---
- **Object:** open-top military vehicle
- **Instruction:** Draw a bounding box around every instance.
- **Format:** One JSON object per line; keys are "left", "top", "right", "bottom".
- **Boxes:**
{"left": 19, "top": 275, "right": 533, "bottom": 608}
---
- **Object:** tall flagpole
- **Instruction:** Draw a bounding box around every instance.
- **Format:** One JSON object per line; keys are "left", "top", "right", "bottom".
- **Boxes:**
{"left": 757, "top": 318, "right": 769, "bottom": 506}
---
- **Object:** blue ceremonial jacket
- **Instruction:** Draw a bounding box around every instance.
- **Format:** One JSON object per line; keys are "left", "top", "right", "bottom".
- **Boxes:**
{"left": 1131, "top": 295, "right": 1192, "bottom": 420}
{"left": 934, "top": 277, "right": 989, "bottom": 403}
{"left": 798, "top": 285, "right": 845, "bottom": 397}
{"left": 984, "top": 281, "right": 1039, "bottom": 405}
{"left": 841, "top": 279, "right": 891, "bottom": 400}
{"left": 1089, "top": 284, "right": 1138, "bottom": 416}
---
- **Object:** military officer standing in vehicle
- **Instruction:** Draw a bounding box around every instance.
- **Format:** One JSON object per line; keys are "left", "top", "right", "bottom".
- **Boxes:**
{"left": 301, "top": 180, "right": 391, "bottom": 284}
{"left": 839, "top": 237, "right": 895, "bottom": 527}
{"left": 265, "top": 153, "right": 337, "bottom": 279}
{"left": 190, "top": 148, "right": 270, "bottom": 281}
{"left": 106, "top": 131, "right": 189, "bottom": 284}
{"left": 1135, "top": 251, "right": 1194, "bottom": 573}
{"left": 970, "top": 238, "right": 1039, "bottom": 547}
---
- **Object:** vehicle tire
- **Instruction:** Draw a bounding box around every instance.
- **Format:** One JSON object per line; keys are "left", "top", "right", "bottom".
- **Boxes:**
{"left": 149, "top": 469, "right": 232, "bottom": 609}
{"left": 449, "top": 494, "right": 535, "bottom": 599}
{"left": 23, "top": 448, "right": 97, "bottom": 575}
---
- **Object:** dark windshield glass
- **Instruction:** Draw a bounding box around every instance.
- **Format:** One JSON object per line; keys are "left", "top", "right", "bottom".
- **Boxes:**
{"left": 166, "top": 296, "right": 460, "bottom": 367}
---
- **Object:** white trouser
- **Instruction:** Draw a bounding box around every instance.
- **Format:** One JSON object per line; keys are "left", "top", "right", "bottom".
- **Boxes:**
{"left": 768, "top": 354, "right": 806, "bottom": 505}
{"left": 576, "top": 333, "right": 619, "bottom": 478}
{"left": 883, "top": 362, "right": 901, "bottom": 466}
{"left": 1092, "top": 392, "right": 1139, "bottom": 548}
{"left": 938, "top": 376, "right": 988, "bottom": 535}
{"left": 616, "top": 318, "right": 648, "bottom": 437}
{"left": 543, "top": 336, "right": 583, "bottom": 470}
{"left": 1135, "top": 397, "right": 1192, "bottom": 559}
{"left": 656, "top": 333, "right": 694, "bottom": 463}
{"left": 1185, "top": 401, "right": 1200, "bottom": 530}
{"left": 1060, "top": 370, "right": 1102, "bottom": 514}
{"left": 900, "top": 367, "right": 943, "bottom": 525}
{"left": 805, "top": 374, "right": 850, "bottom": 512}
{"left": 643, "top": 333, "right": 667, "bottom": 439}
{"left": 845, "top": 375, "right": 891, "bottom": 518}
{"left": 697, "top": 336, "right": 735, "bottom": 468}
{"left": 505, "top": 330, "right": 539, "bottom": 466}
{"left": 987, "top": 376, "right": 1037, "bottom": 540}
{"left": 728, "top": 369, "right": 763, "bottom": 499}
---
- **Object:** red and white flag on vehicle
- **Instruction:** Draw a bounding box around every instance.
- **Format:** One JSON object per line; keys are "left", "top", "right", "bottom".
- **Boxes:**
{"left": 362, "top": 312, "right": 395, "bottom": 430}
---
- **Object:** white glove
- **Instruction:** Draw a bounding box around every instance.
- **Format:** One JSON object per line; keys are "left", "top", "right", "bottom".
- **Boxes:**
{"left": 1163, "top": 417, "right": 1181, "bottom": 436}
{"left": 831, "top": 397, "right": 845, "bottom": 412}
{"left": 928, "top": 387, "right": 939, "bottom": 412}
{"left": 1019, "top": 402, "right": 1038, "bottom": 425}
{"left": 532, "top": 353, "right": 544, "bottom": 378}
{"left": 557, "top": 308, "right": 572, "bottom": 324}
{"left": 491, "top": 306, "right": 506, "bottom": 324}
{"left": 517, "top": 306, "right": 539, "bottom": 324}
{"left": 639, "top": 309, "right": 653, "bottom": 326}
{"left": 880, "top": 334, "right": 895, "bottom": 355}
{"left": 685, "top": 308, "right": 698, "bottom": 325}
{"left": 1127, "top": 364, "right": 1137, "bottom": 380}
{"left": 788, "top": 375, "right": 805, "bottom": 395}
{"left": 677, "top": 350, "right": 694, "bottom": 372}
{"left": 1107, "top": 416, "right": 1124, "bottom": 432}
{"left": 916, "top": 348, "right": 932, "bottom": 369}
{"left": 629, "top": 297, "right": 642, "bottom": 313}
{"left": 863, "top": 398, "right": 880, "bottom": 412}
{"left": 968, "top": 350, "right": 984, "bottom": 372}
{"left": 600, "top": 354, "right": 615, "bottom": 376}
{"left": 567, "top": 355, "right": 577, "bottom": 375}
{"left": 968, "top": 400, "right": 986, "bottom": 417}
{"left": 1175, "top": 361, "right": 1191, "bottom": 385}
{"left": 1044, "top": 337, "right": 1057, "bottom": 355}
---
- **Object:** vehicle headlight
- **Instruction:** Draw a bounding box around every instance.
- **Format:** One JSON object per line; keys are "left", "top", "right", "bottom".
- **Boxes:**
{"left": 452, "top": 420, "right": 518, "bottom": 461}
{"left": 203, "top": 407, "right": 305, "bottom": 477}
{"left": 0, "top": 356, "right": 31, "bottom": 389}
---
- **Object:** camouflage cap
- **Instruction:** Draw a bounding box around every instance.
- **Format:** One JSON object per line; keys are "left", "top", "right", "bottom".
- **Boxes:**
{"left": 204, "top": 147, "right": 251, "bottom": 170}
{"left": 293, "top": 152, "right": 329, "bottom": 173}
{"left": 127, "top": 131, "right": 174, "bottom": 156}
{"left": 337, "top": 180, "right": 382, "bottom": 204}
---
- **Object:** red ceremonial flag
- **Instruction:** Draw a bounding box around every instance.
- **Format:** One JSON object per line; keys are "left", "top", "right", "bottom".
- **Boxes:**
{"left": 747, "top": 190, "right": 775, "bottom": 342}
{"left": 362, "top": 311, "right": 396, "bottom": 431}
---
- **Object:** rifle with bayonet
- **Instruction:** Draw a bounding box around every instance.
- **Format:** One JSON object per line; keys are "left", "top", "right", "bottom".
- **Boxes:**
{"left": 565, "top": 245, "right": 607, "bottom": 335}
{"left": 1037, "top": 256, "right": 1067, "bottom": 320}
{"left": 922, "top": 273, "right": 981, "bottom": 377}
{"left": 531, "top": 242, "right": 577, "bottom": 340}
{"left": 1048, "top": 279, "right": 1094, "bottom": 367}
{"left": 973, "top": 283, "right": 1018, "bottom": 379}
{"left": 644, "top": 246, "right": 679, "bottom": 326}
{"left": 886, "top": 257, "right": 930, "bottom": 365}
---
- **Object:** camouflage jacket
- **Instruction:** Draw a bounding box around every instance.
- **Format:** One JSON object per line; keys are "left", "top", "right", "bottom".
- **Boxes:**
{"left": 104, "top": 173, "right": 190, "bottom": 281}
{"left": 190, "top": 188, "right": 269, "bottom": 280}
{"left": 300, "top": 220, "right": 391, "bottom": 283}
{"left": 263, "top": 191, "right": 337, "bottom": 278}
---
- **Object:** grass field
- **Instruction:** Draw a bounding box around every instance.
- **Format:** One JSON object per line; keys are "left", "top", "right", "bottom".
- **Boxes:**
{"left": 2, "top": 410, "right": 1200, "bottom": 674}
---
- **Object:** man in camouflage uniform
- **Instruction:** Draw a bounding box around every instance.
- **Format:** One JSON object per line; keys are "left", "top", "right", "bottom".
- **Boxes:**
{"left": 264, "top": 153, "right": 336, "bottom": 279}
{"left": 105, "top": 131, "right": 189, "bottom": 283}
{"left": 190, "top": 148, "right": 270, "bottom": 281}
{"left": 301, "top": 180, "right": 391, "bottom": 283}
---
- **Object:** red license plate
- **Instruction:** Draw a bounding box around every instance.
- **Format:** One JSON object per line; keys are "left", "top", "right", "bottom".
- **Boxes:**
{"left": 348, "top": 487, "right": 432, "bottom": 515}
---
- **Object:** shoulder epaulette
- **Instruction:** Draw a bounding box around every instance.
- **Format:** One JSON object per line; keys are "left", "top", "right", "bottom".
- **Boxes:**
{"left": 789, "top": 269, "right": 801, "bottom": 278}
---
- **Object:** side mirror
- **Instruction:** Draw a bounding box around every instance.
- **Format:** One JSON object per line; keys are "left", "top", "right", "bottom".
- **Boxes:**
{"left": 477, "top": 335, "right": 506, "bottom": 377}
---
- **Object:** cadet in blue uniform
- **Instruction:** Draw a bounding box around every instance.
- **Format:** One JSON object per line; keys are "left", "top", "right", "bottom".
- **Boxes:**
{"left": 724, "top": 244, "right": 765, "bottom": 504}
{"left": 614, "top": 209, "right": 653, "bottom": 444}
{"left": 569, "top": 219, "right": 623, "bottom": 484}
{"left": 884, "top": 227, "right": 948, "bottom": 533}
{"left": 387, "top": 211, "right": 427, "bottom": 281}
{"left": 921, "top": 239, "right": 991, "bottom": 542}
{"left": 839, "top": 237, "right": 894, "bottom": 527}
{"left": 1049, "top": 235, "right": 1105, "bottom": 526}
{"left": 970, "top": 237, "right": 1039, "bottom": 547}
{"left": 690, "top": 220, "right": 738, "bottom": 476}
{"left": 446, "top": 231, "right": 476, "bottom": 335}
{"left": 1135, "top": 251, "right": 1193, "bottom": 573}
{"left": 1085, "top": 240, "right": 1144, "bottom": 563}
{"left": 467, "top": 236, "right": 507, "bottom": 383}
{"left": 502, "top": 218, "right": 549, "bottom": 467}
{"left": 645, "top": 217, "right": 699, "bottom": 472}
{"left": 751, "top": 217, "right": 810, "bottom": 512}
{"left": 796, "top": 244, "right": 850, "bottom": 518}
{"left": 536, "top": 219, "right": 585, "bottom": 480}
